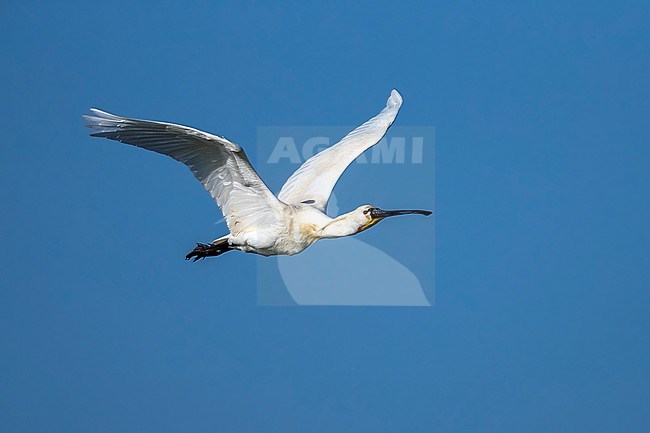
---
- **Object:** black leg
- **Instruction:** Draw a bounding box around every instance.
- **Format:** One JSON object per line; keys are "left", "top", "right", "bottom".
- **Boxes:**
{"left": 185, "top": 240, "right": 232, "bottom": 261}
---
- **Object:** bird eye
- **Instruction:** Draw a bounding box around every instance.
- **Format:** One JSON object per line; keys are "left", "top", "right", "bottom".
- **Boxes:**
{"left": 363, "top": 209, "right": 370, "bottom": 215}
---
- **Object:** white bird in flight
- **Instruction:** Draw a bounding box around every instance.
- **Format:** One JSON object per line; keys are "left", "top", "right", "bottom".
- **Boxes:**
{"left": 84, "top": 90, "right": 432, "bottom": 261}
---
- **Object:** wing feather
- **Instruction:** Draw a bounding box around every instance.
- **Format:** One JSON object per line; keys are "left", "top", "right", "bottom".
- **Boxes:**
{"left": 278, "top": 90, "right": 403, "bottom": 211}
{"left": 84, "top": 109, "right": 284, "bottom": 237}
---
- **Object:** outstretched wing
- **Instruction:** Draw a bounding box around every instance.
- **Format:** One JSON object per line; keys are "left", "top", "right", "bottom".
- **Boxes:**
{"left": 84, "top": 109, "right": 285, "bottom": 236}
{"left": 278, "top": 90, "right": 403, "bottom": 212}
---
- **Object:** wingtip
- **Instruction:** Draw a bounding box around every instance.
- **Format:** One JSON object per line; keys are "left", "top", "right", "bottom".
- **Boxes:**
{"left": 83, "top": 108, "right": 123, "bottom": 133}
{"left": 388, "top": 89, "right": 403, "bottom": 108}
{"left": 83, "top": 108, "right": 104, "bottom": 120}
{"left": 86, "top": 108, "right": 123, "bottom": 120}
{"left": 82, "top": 112, "right": 98, "bottom": 129}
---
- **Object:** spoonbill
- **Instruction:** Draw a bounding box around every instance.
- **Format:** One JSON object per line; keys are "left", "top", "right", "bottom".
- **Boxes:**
{"left": 84, "top": 90, "right": 432, "bottom": 261}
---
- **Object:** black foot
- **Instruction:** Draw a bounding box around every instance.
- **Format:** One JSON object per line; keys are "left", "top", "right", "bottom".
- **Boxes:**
{"left": 185, "top": 241, "right": 232, "bottom": 262}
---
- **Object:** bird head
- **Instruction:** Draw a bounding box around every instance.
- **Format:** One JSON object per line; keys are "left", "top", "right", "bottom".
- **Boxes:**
{"left": 354, "top": 205, "right": 433, "bottom": 233}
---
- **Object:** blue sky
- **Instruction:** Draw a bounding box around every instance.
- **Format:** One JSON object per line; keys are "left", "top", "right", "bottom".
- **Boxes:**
{"left": 1, "top": 1, "right": 649, "bottom": 432}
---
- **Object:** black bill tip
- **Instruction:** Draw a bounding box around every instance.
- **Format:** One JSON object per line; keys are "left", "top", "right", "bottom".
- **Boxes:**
{"left": 370, "top": 208, "right": 433, "bottom": 218}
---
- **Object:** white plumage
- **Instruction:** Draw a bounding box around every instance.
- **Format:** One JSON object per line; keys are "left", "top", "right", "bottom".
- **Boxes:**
{"left": 84, "top": 90, "right": 431, "bottom": 260}
{"left": 278, "top": 90, "right": 403, "bottom": 211}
